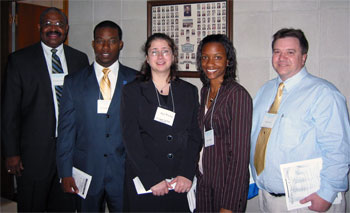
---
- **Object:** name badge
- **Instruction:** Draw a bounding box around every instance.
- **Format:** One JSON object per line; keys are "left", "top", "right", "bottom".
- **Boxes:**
{"left": 154, "top": 107, "right": 175, "bottom": 126}
{"left": 261, "top": 113, "right": 278, "bottom": 128}
{"left": 51, "top": 73, "right": 65, "bottom": 86}
{"left": 97, "top": 100, "right": 111, "bottom": 114}
{"left": 204, "top": 129, "right": 214, "bottom": 147}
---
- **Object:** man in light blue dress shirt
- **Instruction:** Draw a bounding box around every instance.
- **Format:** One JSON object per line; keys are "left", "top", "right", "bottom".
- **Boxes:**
{"left": 250, "top": 28, "right": 349, "bottom": 212}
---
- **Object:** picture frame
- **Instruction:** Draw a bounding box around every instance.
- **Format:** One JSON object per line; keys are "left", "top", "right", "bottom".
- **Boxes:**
{"left": 147, "top": 0, "right": 233, "bottom": 78}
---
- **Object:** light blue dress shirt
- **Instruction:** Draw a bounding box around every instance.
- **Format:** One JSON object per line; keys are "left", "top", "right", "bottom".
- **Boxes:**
{"left": 250, "top": 67, "right": 350, "bottom": 203}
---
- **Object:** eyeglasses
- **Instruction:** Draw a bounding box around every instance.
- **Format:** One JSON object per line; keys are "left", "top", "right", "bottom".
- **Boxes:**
{"left": 41, "top": 21, "right": 65, "bottom": 28}
{"left": 149, "top": 49, "right": 172, "bottom": 57}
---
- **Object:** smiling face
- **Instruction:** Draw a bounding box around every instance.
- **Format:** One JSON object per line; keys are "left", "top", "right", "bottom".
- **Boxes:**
{"left": 146, "top": 39, "right": 174, "bottom": 75}
{"left": 201, "top": 42, "right": 228, "bottom": 83}
{"left": 92, "top": 27, "right": 123, "bottom": 67}
{"left": 38, "top": 10, "right": 68, "bottom": 48}
{"left": 272, "top": 37, "right": 307, "bottom": 81}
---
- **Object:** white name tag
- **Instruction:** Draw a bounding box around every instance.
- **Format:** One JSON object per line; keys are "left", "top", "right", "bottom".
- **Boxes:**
{"left": 51, "top": 73, "right": 65, "bottom": 86}
{"left": 97, "top": 100, "right": 111, "bottom": 114}
{"left": 261, "top": 113, "right": 278, "bottom": 128}
{"left": 204, "top": 129, "right": 215, "bottom": 147}
{"left": 154, "top": 107, "right": 175, "bottom": 126}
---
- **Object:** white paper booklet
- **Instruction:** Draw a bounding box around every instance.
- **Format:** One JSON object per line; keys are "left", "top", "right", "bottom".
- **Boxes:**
{"left": 187, "top": 176, "right": 197, "bottom": 212}
{"left": 72, "top": 167, "right": 92, "bottom": 199}
{"left": 280, "top": 158, "right": 342, "bottom": 211}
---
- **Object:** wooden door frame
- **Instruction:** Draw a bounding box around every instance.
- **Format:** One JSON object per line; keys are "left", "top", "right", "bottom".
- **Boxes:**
{"left": 0, "top": 0, "right": 14, "bottom": 200}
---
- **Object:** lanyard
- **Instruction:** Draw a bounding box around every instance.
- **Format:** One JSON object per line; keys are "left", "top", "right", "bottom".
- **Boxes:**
{"left": 205, "top": 86, "right": 221, "bottom": 130}
{"left": 153, "top": 82, "right": 175, "bottom": 113}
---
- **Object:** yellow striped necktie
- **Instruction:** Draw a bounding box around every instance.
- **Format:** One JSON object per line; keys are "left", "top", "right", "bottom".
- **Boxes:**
{"left": 100, "top": 68, "right": 111, "bottom": 100}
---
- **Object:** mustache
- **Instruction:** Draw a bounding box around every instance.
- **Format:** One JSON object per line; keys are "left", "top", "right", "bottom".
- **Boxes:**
{"left": 46, "top": 31, "right": 62, "bottom": 37}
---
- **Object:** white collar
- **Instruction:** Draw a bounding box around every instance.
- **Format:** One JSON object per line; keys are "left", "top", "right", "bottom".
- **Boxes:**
{"left": 41, "top": 42, "right": 64, "bottom": 55}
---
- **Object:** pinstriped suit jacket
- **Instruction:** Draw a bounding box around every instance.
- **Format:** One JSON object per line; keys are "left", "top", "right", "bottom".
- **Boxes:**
{"left": 197, "top": 79, "right": 252, "bottom": 211}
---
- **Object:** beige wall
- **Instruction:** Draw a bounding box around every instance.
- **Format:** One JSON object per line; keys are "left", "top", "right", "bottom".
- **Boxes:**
{"left": 69, "top": 0, "right": 350, "bottom": 104}
{"left": 234, "top": 0, "right": 350, "bottom": 103}
{"left": 68, "top": 0, "right": 349, "bottom": 211}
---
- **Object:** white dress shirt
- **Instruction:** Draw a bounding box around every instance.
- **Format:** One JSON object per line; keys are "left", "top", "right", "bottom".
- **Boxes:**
{"left": 94, "top": 60, "right": 120, "bottom": 99}
{"left": 42, "top": 42, "right": 68, "bottom": 136}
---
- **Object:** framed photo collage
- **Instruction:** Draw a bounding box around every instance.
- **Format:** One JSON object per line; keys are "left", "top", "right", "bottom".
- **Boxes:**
{"left": 147, "top": 0, "right": 233, "bottom": 77}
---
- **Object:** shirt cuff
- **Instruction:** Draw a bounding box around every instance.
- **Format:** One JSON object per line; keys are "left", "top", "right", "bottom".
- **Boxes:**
{"left": 317, "top": 187, "right": 338, "bottom": 203}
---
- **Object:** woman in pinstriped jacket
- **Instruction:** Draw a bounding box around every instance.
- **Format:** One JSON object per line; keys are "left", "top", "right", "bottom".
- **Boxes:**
{"left": 195, "top": 34, "right": 252, "bottom": 212}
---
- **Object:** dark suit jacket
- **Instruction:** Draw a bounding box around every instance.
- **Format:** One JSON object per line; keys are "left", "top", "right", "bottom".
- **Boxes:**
{"left": 120, "top": 78, "right": 202, "bottom": 190}
{"left": 197, "top": 79, "right": 252, "bottom": 211}
{"left": 56, "top": 63, "right": 137, "bottom": 195}
{"left": 2, "top": 42, "right": 89, "bottom": 180}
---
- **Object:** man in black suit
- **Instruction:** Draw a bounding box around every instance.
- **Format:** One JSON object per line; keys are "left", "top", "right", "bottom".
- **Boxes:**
{"left": 2, "top": 7, "right": 89, "bottom": 212}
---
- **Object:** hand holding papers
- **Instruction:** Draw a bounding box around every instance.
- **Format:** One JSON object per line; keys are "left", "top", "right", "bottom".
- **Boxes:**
{"left": 280, "top": 158, "right": 342, "bottom": 211}
{"left": 133, "top": 176, "right": 176, "bottom": 195}
{"left": 72, "top": 167, "right": 92, "bottom": 199}
{"left": 134, "top": 176, "right": 197, "bottom": 213}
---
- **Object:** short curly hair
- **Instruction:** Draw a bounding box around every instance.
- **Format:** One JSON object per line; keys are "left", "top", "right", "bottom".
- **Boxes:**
{"left": 196, "top": 34, "right": 237, "bottom": 86}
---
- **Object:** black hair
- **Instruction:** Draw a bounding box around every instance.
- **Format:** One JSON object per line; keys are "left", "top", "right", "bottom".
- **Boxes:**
{"left": 93, "top": 20, "right": 123, "bottom": 40}
{"left": 196, "top": 34, "right": 237, "bottom": 86}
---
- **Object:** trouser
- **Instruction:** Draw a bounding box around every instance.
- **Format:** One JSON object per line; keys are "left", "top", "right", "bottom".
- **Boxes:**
{"left": 77, "top": 158, "right": 124, "bottom": 212}
{"left": 16, "top": 171, "right": 76, "bottom": 212}
{"left": 258, "top": 189, "right": 346, "bottom": 213}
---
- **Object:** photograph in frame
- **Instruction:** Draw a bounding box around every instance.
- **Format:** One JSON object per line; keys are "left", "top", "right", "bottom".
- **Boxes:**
{"left": 147, "top": 0, "right": 233, "bottom": 77}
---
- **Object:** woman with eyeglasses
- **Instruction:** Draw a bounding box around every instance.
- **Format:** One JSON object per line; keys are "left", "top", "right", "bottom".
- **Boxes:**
{"left": 120, "top": 33, "right": 201, "bottom": 212}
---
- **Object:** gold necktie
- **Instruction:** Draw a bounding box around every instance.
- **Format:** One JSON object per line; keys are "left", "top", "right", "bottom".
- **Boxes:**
{"left": 254, "top": 82, "right": 285, "bottom": 175}
{"left": 100, "top": 68, "right": 111, "bottom": 100}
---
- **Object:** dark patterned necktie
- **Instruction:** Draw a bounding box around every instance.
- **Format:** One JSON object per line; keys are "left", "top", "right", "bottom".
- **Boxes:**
{"left": 51, "top": 48, "right": 63, "bottom": 107}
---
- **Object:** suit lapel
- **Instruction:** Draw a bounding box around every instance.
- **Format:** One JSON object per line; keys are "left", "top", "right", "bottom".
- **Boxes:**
{"left": 200, "top": 86, "right": 212, "bottom": 129}
{"left": 169, "top": 80, "right": 181, "bottom": 110}
{"left": 83, "top": 65, "right": 100, "bottom": 113}
{"left": 140, "top": 80, "right": 159, "bottom": 106}
{"left": 108, "top": 64, "right": 133, "bottom": 113}
{"left": 34, "top": 43, "right": 55, "bottom": 107}
{"left": 109, "top": 65, "right": 125, "bottom": 110}
{"left": 140, "top": 79, "right": 180, "bottom": 108}
{"left": 63, "top": 45, "right": 73, "bottom": 74}
{"left": 202, "top": 83, "right": 227, "bottom": 129}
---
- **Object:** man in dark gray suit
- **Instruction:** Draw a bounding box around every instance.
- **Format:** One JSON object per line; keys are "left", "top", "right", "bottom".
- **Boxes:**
{"left": 2, "top": 7, "right": 89, "bottom": 212}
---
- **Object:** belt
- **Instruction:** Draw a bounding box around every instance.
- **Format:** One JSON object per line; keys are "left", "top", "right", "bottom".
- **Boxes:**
{"left": 269, "top": 192, "right": 285, "bottom": 197}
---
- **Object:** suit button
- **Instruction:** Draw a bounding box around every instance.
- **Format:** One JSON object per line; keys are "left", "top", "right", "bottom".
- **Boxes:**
{"left": 167, "top": 135, "right": 173, "bottom": 141}
{"left": 106, "top": 114, "right": 110, "bottom": 118}
{"left": 106, "top": 134, "right": 110, "bottom": 138}
{"left": 104, "top": 154, "right": 107, "bottom": 157}
{"left": 167, "top": 153, "right": 174, "bottom": 159}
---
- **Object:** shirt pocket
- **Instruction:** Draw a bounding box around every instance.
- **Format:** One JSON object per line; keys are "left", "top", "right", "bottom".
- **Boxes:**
{"left": 278, "top": 113, "right": 303, "bottom": 149}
